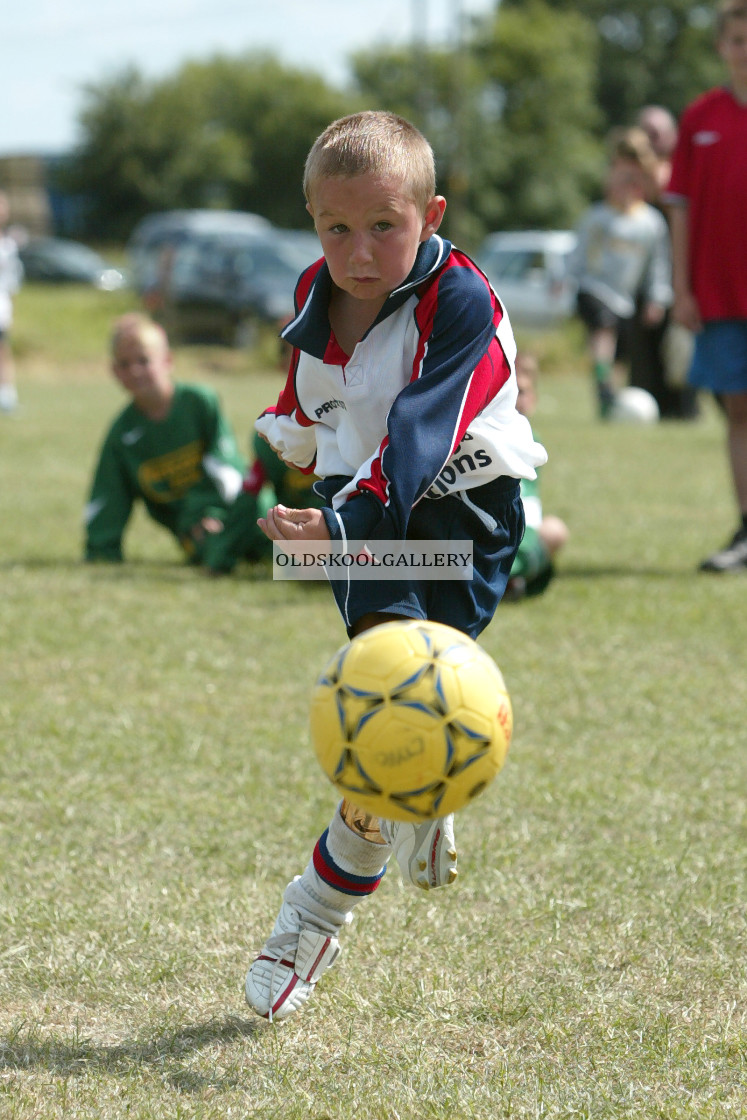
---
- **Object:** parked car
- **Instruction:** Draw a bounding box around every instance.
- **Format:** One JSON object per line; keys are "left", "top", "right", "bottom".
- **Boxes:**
{"left": 475, "top": 230, "right": 578, "bottom": 329}
{"left": 155, "top": 227, "right": 321, "bottom": 347}
{"left": 18, "top": 238, "right": 129, "bottom": 290}
{"left": 127, "top": 209, "right": 272, "bottom": 296}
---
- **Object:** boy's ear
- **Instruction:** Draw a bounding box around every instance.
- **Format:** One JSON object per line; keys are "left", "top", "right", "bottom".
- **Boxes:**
{"left": 305, "top": 201, "right": 315, "bottom": 220}
{"left": 420, "top": 195, "right": 447, "bottom": 241}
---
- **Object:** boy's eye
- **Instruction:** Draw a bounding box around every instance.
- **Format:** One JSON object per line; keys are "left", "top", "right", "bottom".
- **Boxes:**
{"left": 374, "top": 221, "right": 393, "bottom": 232}
{"left": 329, "top": 223, "right": 348, "bottom": 234}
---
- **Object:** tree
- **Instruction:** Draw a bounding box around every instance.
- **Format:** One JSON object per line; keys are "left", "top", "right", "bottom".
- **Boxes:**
{"left": 505, "top": 0, "right": 723, "bottom": 129}
{"left": 61, "top": 3, "right": 722, "bottom": 244}
{"left": 205, "top": 57, "right": 360, "bottom": 227}
{"left": 62, "top": 56, "right": 355, "bottom": 240}
{"left": 62, "top": 67, "right": 247, "bottom": 241}
{"left": 352, "top": 0, "right": 601, "bottom": 244}
{"left": 472, "top": 0, "right": 602, "bottom": 233}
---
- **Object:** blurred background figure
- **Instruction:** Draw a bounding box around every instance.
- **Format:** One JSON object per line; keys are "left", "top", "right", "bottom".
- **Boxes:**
{"left": 628, "top": 105, "right": 699, "bottom": 420}
{"left": 666, "top": 0, "right": 747, "bottom": 571}
{"left": 568, "top": 126, "right": 672, "bottom": 419}
{"left": 637, "top": 105, "right": 679, "bottom": 196}
{"left": 209, "top": 430, "right": 323, "bottom": 575}
{"left": 83, "top": 311, "right": 320, "bottom": 574}
{"left": 0, "top": 191, "right": 23, "bottom": 414}
{"left": 504, "top": 352, "right": 569, "bottom": 602}
{"left": 84, "top": 313, "right": 249, "bottom": 569}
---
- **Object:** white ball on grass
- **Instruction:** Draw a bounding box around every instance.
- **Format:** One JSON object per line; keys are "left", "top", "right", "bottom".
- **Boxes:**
{"left": 609, "top": 387, "right": 660, "bottom": 425}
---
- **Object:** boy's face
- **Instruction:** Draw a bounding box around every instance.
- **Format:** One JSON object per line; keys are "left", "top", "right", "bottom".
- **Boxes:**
{"left": 719, "top": 17, "right": 747, "bottom": 92}
{"left": 515, "top": 368, "right": 537, "bottom": 418}
{"left": 307, "top": 173, "right": 446, "bottom": 305}
{"left": 112, "top": 330, "right": 172, "bottom": 401}
{"left": 606, "top": 158, "right": 647, "bottom": 204}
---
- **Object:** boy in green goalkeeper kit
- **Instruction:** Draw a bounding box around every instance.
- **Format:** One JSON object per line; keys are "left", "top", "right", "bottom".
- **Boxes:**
{"left": 84, "top": 313, "right": 319, "bottom": 572}
{"left": 505, "top": 353, "right": 569, "bottom": 601}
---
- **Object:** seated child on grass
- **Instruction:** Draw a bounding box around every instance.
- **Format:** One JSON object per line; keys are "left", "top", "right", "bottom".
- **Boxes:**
{"left": 84, "top": 313, "right": 249, "bottom": 570}
{"left": 504, "top": 352, "right": 569, "bottom": 601}
{"left": 208, "top": 431, "right": 323, "bottom": 573}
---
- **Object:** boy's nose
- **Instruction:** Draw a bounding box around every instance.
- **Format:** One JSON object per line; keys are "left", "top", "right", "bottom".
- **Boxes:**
{"left": 349, "top": 234, "right": 374, "bottom": 264}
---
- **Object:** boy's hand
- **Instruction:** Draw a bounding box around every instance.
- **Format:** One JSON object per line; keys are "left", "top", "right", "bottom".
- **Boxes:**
{"left": 258, "top": 504, "right": 330, "bottom": 541}
{"left": 190, "top": 516, "right": 224, "bottom": 542}
{"left": 672, "top": 290, "right": 702, "bottom": 334}
{"left": 255, "top": 432, "right": 296, "bottom": 467}
{"left": 642, "top": 301, "right": 665, "bottom": 327}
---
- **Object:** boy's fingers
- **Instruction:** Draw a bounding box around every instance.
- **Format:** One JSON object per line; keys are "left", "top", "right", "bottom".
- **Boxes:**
{"left": 261, "top": 506, "right": 298, "bottom": 540}
{"left": 257, "top": 512, "right": 281, "bottom": 540}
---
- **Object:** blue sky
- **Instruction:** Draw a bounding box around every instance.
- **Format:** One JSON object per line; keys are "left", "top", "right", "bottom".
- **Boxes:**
{"left": 4, "top": 0, "right": 495, "bottom": 155}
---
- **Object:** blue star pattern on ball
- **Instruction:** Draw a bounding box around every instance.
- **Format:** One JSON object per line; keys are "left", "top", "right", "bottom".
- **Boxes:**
{"left": 310, "top": 620, "right": 512, "bottom": 823}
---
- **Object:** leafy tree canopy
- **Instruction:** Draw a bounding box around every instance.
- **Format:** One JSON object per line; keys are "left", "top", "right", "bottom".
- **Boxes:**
{"left": 354, "top": 0, "right": 602, "bottom": 243}
{"left": 59, "top": 3, "right": 728, "bottom": 244}
{"left": 62, "top": 55, "right": 354, "bottom": 240}
{"left": 502, "top": 0, "right": 723, "bottom": 126}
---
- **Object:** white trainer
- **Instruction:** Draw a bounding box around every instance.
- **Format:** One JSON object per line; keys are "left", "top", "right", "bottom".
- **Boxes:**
{"left": 245, "top": 882, "right": 349, "bottom": 1022}
{"left": 381, "top": 815, "right": 458, "bottom": 891}
{"left": 0, "top": 384, "right": 18, "bottom": 414}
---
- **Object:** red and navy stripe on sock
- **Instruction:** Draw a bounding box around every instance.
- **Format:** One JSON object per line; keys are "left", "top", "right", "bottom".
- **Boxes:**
{"left": 312, "top": 828, "right": 386, "bottom": 897}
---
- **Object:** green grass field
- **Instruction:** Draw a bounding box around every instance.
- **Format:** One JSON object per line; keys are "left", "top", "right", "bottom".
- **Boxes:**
{"left": 1, "top": 285, "right": 746, "bottom": 1119}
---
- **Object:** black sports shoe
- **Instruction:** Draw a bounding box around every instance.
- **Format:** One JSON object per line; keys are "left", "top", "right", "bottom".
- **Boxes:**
{"left": 699, "top": 527, "right": 747, "bottom": 572}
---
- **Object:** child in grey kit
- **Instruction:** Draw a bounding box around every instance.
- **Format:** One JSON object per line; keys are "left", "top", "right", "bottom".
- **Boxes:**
{"left": 569, "top": 127, "right": 673, "bottom": 418}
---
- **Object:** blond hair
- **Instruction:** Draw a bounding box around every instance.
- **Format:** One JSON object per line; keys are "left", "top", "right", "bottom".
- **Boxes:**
{"left": 303, "top": 111, "right": 437, "bottom": 213}
{"left": 717, "top": 1, "right": 747, "bottom": 35}
{"left": 110, "top": 313, "right": 168, "bottom": 357}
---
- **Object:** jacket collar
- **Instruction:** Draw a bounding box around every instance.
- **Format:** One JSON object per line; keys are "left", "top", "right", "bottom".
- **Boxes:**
{"left": 281, "top": 235, "right": 452, "bottom": 358}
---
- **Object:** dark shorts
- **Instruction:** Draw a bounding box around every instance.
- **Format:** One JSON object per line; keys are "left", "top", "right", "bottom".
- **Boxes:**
{"left": 576, "top": 290, "right": 625, "bottom": 333}
{"left": 689, "top": 321, "right": 747, "bottom": 393}
{"left": 316, "top": 476, "right": 524, "bottom": 640}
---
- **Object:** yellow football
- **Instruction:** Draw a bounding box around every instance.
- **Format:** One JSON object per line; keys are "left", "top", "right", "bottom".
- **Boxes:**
{"left": 310, "top": 619, "right": 512, "bottom": 823}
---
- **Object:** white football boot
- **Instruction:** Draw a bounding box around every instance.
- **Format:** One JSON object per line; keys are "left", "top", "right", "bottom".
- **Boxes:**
{"left": 380, "top": 814, "right": 458, "bottom": 891}
{"left": 245, "top": 877, "right": 351, "bottom": 1022}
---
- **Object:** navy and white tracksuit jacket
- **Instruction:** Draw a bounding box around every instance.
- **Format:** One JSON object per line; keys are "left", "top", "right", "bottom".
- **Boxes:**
{"left": 255, "top": 235, "right": 547, "bottom": 545}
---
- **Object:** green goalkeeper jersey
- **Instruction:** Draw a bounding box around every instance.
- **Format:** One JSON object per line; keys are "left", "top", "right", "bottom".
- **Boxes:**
{"left": 84, "top": 383, "right": 246, "bottom": 563}
{"left": 510, "top": 474, "right": 549, "bottom": 582}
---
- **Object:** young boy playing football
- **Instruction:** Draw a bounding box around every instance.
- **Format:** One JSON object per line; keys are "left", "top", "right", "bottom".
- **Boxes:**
{"left": 245, "top": 110, "right": 546, "bottom": 1021}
